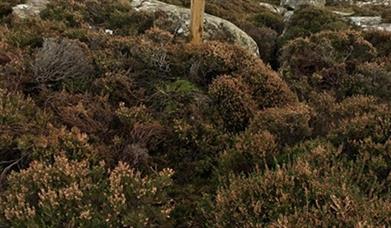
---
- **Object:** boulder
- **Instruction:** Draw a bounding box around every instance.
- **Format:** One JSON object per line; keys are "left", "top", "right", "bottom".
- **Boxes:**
{"left": 12, "top": 0, "right": 48, "bottom": 19}
{"left": 349, "top": 16, "right": 391, "bottom": 32}
{"left": 280, "top": 0, "right": 326, "bottom": 9}
{"left": 349, "top": 16, "right": 383, "bottom": 27}
{"left": 130, "top": 0, "right": 259, "bottom": 56}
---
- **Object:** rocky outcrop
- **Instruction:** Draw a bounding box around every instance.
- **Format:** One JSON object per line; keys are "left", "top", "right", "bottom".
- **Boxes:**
{"left": 355, "top": 0, "right": 390, "bottom": 7}
{"left": 12, "top": 0, "right": 48, "bottom": 19}
{"left": 256, "top": 0, "right": 391, "bottom": 33}
{"left": 327, "top": 0, "right": 390, "bottom": 6}
{"left": 349, "top": 16, "right": 391, "bottom": 32}
{"left": 280, "top": 0, "right": 326, "bottom": 9}
{"left": 259, "top": 2, "right": 287, "bottom": 15}
{"left": 130, "top": 0, "right": 259, "bottom": 56}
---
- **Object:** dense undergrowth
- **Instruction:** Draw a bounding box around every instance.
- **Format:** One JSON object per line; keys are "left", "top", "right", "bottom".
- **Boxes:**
{"left": 0, "top": 0, "right": 390, "bottom": 227}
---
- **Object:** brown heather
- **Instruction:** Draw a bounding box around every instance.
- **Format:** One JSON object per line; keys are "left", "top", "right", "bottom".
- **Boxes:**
{"left": 0, "top": 0, "right": 390, "bottom": 226}
{"left": 1, "top": 154, "right": 174, "bottom": 227}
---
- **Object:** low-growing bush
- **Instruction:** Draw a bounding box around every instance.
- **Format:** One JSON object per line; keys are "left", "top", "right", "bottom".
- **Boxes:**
{"left": 219, "top": 130, "right": 278, "bottom": 175}
{"left": 281, "top": 5, "right": 349, "bottom": 42}
{"left": 352, "top": 62, "right": 391, "bottom": 100}
{"left": 1, "top": 0, "right": 390, "bottom": 226}
{"left": 208, "top": 75, "right": 255, "bottom": 133}
{"left": 32, "top": 38, "right": 94, "bottom": 86}
{"left": 0, "top": 154, "right": 174, "bottom": 227}
{"left": 208, "top": 142, "right": 391, "bottom": 227}
{"left": 251, "top": 10, "right": 284, "bottom": 34}
{"left": 240, "top": 24, "right": 279, "bottom": 66}
{"left": 328, "top": 101, "right": 391, "bottom": 154}
{"left": 152, "top": 79, "right": 201, "bottom": 115}
{"left": 0, "top": 89, "right": 51, "bottom": 165}
{"left": 0, "top": 0, "right": 25, "bottom": 21}
{"left": 281, "top": 30, "right": 376, "bottom": 77}
{"left": 249, "top": 103, "right": 313, "bottom": 145}
{"left": 280, "top": 30, "right": 377, "bottom": 99}
{"left": 363, "top": 30, "right": 391, "bottom": 57}
{"left": 45, "top": 91, "right": 113, "bottom": 136}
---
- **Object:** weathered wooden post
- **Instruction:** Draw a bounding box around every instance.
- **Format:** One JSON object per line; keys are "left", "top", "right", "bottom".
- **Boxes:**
{"left": 190, "top": 0, "right": 206, "bottom": 44}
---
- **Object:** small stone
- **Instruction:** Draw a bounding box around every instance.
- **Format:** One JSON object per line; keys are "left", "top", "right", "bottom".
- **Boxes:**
{"left": 105, "top": 29, "right": 114, "bottom": 35}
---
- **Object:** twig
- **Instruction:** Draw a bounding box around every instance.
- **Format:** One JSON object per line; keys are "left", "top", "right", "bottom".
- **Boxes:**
{"left": 0, "top": 155, "right": 26, "bottom": 189}
{"left": 0, "top": 159, "right": 18, "bottom": 165}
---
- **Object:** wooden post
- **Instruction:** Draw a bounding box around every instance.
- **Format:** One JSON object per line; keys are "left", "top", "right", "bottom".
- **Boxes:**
{"left": 190, "top": 0, "right": 206, "bottom": 44}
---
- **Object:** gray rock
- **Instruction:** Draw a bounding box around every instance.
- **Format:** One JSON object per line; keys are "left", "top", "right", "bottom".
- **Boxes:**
{"left": 355, "top": 0, "right": 391, "bottom": 7}
{"left": 280, "top": 0, "right": 326, "bottom": 9}
{"left": 332, "top": 10, "right": 355, "bottom": 16}
{"left": 283, "top": 10, "right": 295, "bottom": 23}
{"left": 12, "top": 0, "right": 48, "bottom": 19}
{"left": 348, "top": 16, "right": 391, "bottom": 32}
{"left": 130, "top": 0, "right": 259, "bottom": 56}
{"left": 259, "top": 2, "right": 287, "bottom": 15}
{"left": 349, "top": 16, "right": 382, "bottom": 26}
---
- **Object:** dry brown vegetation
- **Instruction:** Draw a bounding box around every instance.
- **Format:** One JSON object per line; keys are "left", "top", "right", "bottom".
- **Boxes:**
{"left": 0, "top": 0, "right": 390, "bottom": 227}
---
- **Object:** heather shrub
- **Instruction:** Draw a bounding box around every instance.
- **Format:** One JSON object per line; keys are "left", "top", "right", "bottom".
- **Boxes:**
{"left": 281, "top": 31, "right": 376, "bottom": 77}
{"left": 164, "top": 117, "right": 230, "bottom": 225}
{"left": 280, "top": 31, "right": 377, "bottom": 99}
{"left": 219, "top": 130, "right": 278, "bottom": 175}
{"left": 40, "top": 1, "right": 83, "bottom": 27}
{"left": 32, "top": 38, "right": 94, "bottom": 87}
{"left": 251, "top": 10, "right": 284, "bottom": 34}
{"left": 208, "top": 75, "right": 256, "bottom": 133}
{"left": 249, "top": 103, "right": 313, "bottom": 145}
{"left": 113, "top": 102, "right": 167, "bottom": 168}
{"left": 192, "top": 43, "right": 300, "bottom": 108}
{"left": 0, "top": 0, "right": 24, "bottom": 19}
{"left": 45, "top": 91, "right": 114, "bottom": 136}
{"left": 307, "top": 91, "right": 336, "bottom": 136}
{"left": 308, "top": 94, "right": 385, "bottom": 136}
{"left": 116, "top": 103, "right": 153, "bottom": 129}
{"left": 240, "top": 24, "right": 279, "bottom": 66}
{"left": 152, "top": 79, "right": 201, "bottom": 115}
{"left": 364, "top": 30, "right": 391, "bottom": 57}
{"left": 329, "top": 101, "right": 391, "bottom": 148}
{"left": 92, "top": 72, "right": 142, "bottom": 106}
{"left": 209, "top": 142, "right": 391, "bottom": 227}
{"left": 0, "top": 88, "right": 107, "bottom": 170}
{"left": 201, "top": 0, "right": 270, "bottom": 24}
{"left": 0, "top": 89, "right": 50, "bottom": 163}
{"left": 5, "top": 20, "right": 46, "bottom": 48}
{"left": 184, "top": 42, "right": 245, "bottom": 87}
{"left": 95, "top": 38, "right": 296, "bottom": 110}
{"left": 184, "top": 42, "right": 296, "bottom": 108}
{"left": 168, "top": 118, "right": 229, "bottom": 179}
{"left": 327, "top": 100, "right": 391, "bottom": 194}
{"left": 282, "top": 5, "right": 349, "bottom": 42}
{"left": 242, "top": 62, "right": 297, "bottom": 109}
{"left": 0, "top": 154, "right": 174, "bottom": 227}
{"left": 1, "top": 0, "right": 390, "bottom": 226}
{"left": 351, "top": 62, "right": 391, "bottom": 100}
{"left": 42, "top": 0, "right": 150, "bottom": 34}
